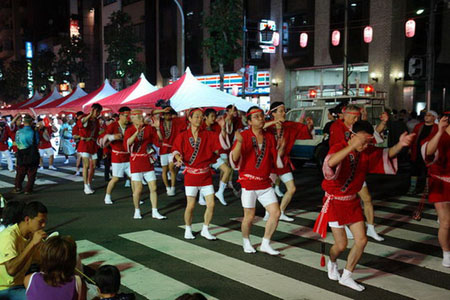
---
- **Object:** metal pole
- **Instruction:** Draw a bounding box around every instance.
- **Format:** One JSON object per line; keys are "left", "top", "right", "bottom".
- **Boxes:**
{"left": 173, "top": 0, "right": 185, "bottom": 75}
{"left": 443, "top": 87, "right": 446, "bottom": 112}
{"left": 426, "top": 0, "right": 436, "bottom": 111}
{"left": 343, "top": 0, "right": 349, "bottom": 95}
{"left": 241, "top": 3, "right": 247, "bottom": 99}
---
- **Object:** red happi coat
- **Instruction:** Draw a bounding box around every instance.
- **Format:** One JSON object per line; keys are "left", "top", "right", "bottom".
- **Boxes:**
{"left": 421, "top": 131, "right": 450, "bottom": 203}
{"left": 159, "top": 117, "right": 187, "bottom": 155}
{"left": 172, "top": 129, "right": 225, "bottom": 186}
{"left": 38, "top": 126, "right": 52, "bottom": 149}
{"left": 314, "top": 142, "right": 398, "bottom": 238}
{"left": 411, "top": 122, "right": 439, "bottom": 162}
{"left": 0, "top": 125, "right": 11, "bottom": 151}
{"left": 230, "top": 128, "right": 282, "bottom": 190}
{"left": 267, "top": 121, "right": 313, "bottom": 175}
{"left": 123, "top": 125, "right": 159, "bottom": 174}
{"left": 77, "top": 116, "right": 100, "bottom": 154}
{"left": 98, "top": 121, "right": 130, "bottom": 163}
{"left": 329, "top": 119, "right": 351, "bottom": 147}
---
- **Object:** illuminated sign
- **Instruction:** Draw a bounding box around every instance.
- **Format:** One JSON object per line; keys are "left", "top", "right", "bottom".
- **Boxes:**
{"left": 25, "top": 42, "right": 33, "bottom": 58}
{"left": 70, "top": 19, "right": 80, "bottom": 37}
{"left": 260, "top": 45, "right": 276, "bottom": 54}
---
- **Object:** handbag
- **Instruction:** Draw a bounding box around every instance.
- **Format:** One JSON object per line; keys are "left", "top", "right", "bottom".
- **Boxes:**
{"left": 17, "top": 130, "right": 40, "bottom": 166}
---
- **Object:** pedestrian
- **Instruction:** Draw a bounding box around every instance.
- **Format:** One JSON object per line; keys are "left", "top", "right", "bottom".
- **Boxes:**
{"left": 0, "top": 201, "right": 48, "bottom": 299}
{"left": 406, "top": 111, "right": 420, "bottom": 133}
{"left": 313, "top": 121, "right": 415, "bottom": 291}
{"left": 37, "top": 117, "right": 57, "bottom": 170}
{"left": 24, "top": 235, "right": 86, "bottom": 300}
{"left": 173, "top": 108, "right": 229, "bottom": 240}
{"left": 12, "top": 115, "right": 40, "bottom": 195}
{"left": 59, "top": 116, "right": 77, "bottom": 164}
{"left": 421, "top": 114, "right": 450, "bottom": 267}
{"left": 94, "top": 265, "right": 135, "bottom": 300}
{"left": 230, "top": 106, "right": 284, "bottom": 255}
{"left": 0, "top": 200, "right": 25, "bottom": 233}
{"left": 72, "top": 111, "right": 85, "bottom": 176}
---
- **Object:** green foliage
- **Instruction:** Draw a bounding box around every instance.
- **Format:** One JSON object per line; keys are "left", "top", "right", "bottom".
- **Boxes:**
{"left": 32, "top": 50, "right": 56, "bottom": 94}
{"left": 104, "top": 10, "right": 144, "bottom": 87}
{"left": 0, "top": 59, "right": 28, "bottom": 102}
{"left": 55, "top": 35, "right": 88, "bottom": 84}
{"left": 203, "top": 0, "right": 242, "bottom": 72}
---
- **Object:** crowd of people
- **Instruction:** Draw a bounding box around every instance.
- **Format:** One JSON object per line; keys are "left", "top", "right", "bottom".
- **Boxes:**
{"left": 0, "top": 100, "right": 448, "bottom": 297}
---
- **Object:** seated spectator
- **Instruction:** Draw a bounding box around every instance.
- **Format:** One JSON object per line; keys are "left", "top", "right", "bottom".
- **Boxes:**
{"left": 176, "top": 293, "right": 207, "bottom": 300}
{"left": 24, "top": 235, "right": 86, "bottom": 300}
{"left": 94, "top": 265, "right": 135, "bottom": 300}
{"left": 0, "top": 200, "right": 26, "bottom": 232}
{"left": 0, "top": 201, "right": 47, "bottom": 299}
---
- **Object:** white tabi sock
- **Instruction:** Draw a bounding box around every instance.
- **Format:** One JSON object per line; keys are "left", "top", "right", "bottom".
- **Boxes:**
{"left": 327, "top": 260, "right": 340, "bottom": 281}
{"left": 259, "top": 238, "right": 280, "bottom": 255}
{"left": 200, "top": 224, "right": 217, "bottom": 240}
{"left": 184, "top": 225, "right": 195, "bottom": 240}
{"left": 152, "top": 208, "right": 167, "bottom": 220}
{"left": 443, "top": 251, "right": 450, "bottom": 267}
{"left": 104, "top": 194, "right": 113, "bottom": 204}
{"left": 218, "top": 181, "right": 227, "bottom": 193}
{"left": 339, "top": 269, "right": 365, "bottom": 291}
{"left": 133, "top": 208, "right": 142, "bottom": 219}
{"left": 366, "top": 224, "right": 384, "bottom": 241}
{"left": 242, "top": 238, "right": 256, "bottom": 253}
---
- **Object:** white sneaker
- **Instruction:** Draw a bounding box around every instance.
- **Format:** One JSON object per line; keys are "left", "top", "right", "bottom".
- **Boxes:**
{"left": 366, "top": 224, "right": 384, "bottom": 242}
{"left": 274, "top": 185, "right": 284, "bottom": 197}
{"left": 39, "top": 166, "right": 44, "bottom": 171}
{"left": 243, "top": 238, "right": 256, "bottom": 253}
{"left": 263, "top": 211, "right": 270, "bottom": 221}
{"left": 200, "top": 226, "right": 217, "bottom": 240}
{"left": 184, "top": 227, "right": 195, "bottom": 240}
{"left": 345, "top": 226, "right": 354, "bottom": 240}
{"left": 124, "top": 180, "right": 131, "bottom": 187}
{"left": 279, "top": 212, "right": 294, "bottom": 222}
{"left": 152, "top": 210, "right": 167, "bottom": 220}
{"left": 198, "top": 193, "right": 206, "bottom": 206}
{"left": 64, "top": 159, "right": 69, "bottom": 164}
{"left": 84, "top": 186, "right": 94, "bottom": 195}
{"left": 327, "top": 260, "right": 340, "bottom": 281}
{"left": 133, "top": 209, "right": 142, "bottom": 219}
{"left": 259, "top": 240, "right": 280, "bottom": 256}
{"left": 167, "top": 187, "right": 175, "bottom": 196}
{"left": 215, "top": 192, "right": 227, "bottom": 206}
{"left": 104, "top": 195, "right": 113, "bottom": 205}
{"left": 339, "top": 269, "right": 365, "bottom": 291}
{"left": 49, "top": 165, "right": 57, "bottom": 170}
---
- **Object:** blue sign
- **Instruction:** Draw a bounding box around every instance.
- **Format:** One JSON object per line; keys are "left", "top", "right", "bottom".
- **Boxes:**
{"left": 25, "top": 42, "right": 33, "bottom": 58}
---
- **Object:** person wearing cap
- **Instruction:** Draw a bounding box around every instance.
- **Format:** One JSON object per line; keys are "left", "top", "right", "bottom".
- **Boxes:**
{"left": 314, "top": 121, "right": 415, "bottom": 291}
{"left": 230, "top": 106, "right": 285, "bottom": 255}
{"left": 420, "top": 114, "right": 450, "bottom": 267}
{"left": 98, "top": 107, "right": 132, "bottom": 205}
{"left": 77, "top": 104, "right": 103, "bottom": 194}
{"left": 36, "top": 117, "right": 57, "bottom": 171}
{"left": 408, "top": 110, "right": 439, "bottom": 195}
{"left": 123, "top": 109, "right": 166, "bottom": 220}
{"left": 263, "top": 101, "right": 313, "bottom": 222}
{"left": 172, "top": 108, "right": 229, "bottom": 241}
{"left": 0, "top": 119, "right": 14, "bottom": 172}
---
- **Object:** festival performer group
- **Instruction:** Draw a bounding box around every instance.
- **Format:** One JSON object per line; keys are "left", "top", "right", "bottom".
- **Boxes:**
{"left": 2, "top": 99, "right": 449, "bottom": 293}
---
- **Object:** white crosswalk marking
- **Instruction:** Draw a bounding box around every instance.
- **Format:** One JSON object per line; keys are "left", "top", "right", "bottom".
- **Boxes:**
{"left": 76, "top": 240, "right": 217, "bottom": 300}
{"left": 121, "top": 230, "right": 351, "bottom": 300}
{"left": 0, "top": 169, "right": 57, "bottom": 185}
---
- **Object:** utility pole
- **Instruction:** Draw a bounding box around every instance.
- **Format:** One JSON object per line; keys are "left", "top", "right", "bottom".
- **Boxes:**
{"left": 241, "top": 3, "right": 247, "bottom": 99}
{"left": 173, "top": 0, "right": 185, "bottom": 75}
{"left": 426, "top": 0, "right": 436, "bottom": 110}
{"left": 343, "top": 0, "right": 349, "bottom": 95}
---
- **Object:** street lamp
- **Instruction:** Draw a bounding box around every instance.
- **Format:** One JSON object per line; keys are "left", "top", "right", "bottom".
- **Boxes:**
{"left": 173, "top": 0, "right": 185, "bottom": 75}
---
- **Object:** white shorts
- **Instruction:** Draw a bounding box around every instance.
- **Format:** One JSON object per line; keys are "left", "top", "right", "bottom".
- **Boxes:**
{"left": 131, "top": 170, "right": 156, "bottom": 182}
{"left": 39, "top": 147, "right": 54, "bottom": 157}
{"left": 112, "top": 162, "right": 131, "bottom": 178}
{"left": 241, "top": 187, "right": 278, "bottom": 209}
{"left": 220, "top": 153, "right": 228, "bottom": 160}
{"left": 185, "top": 185, "right": 215, "bottom": 197}
{"left": 160, "top": 153, "right": 173, "bottom": 167}
{"left": 328, "top": 221, "right": 344, "bottom": 228}
{"left": 280, "top": 172, "right": 294, "bottom": 183}
{"left": 80, "top": 152, "right": 98, "bottom": 160}
{"left": 211, "top": 157, "right": 225, "bottom": 170}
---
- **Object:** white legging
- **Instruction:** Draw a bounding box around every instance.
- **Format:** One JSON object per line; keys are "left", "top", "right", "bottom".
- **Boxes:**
{"left": 0, "top": 150, "right": 13, "bottom": 171}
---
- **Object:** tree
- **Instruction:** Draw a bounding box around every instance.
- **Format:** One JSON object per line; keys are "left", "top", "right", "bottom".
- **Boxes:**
{"left": 32, "top": 50, "right": 56, "bottom": 94}
{"left": 0, "top": 59, "right": 28, "bottom": 103}
{"left": 104, "top": 10, "right": 143, "bottom": 88}
{"left": 54, "top": 36, "right": 88, "bottom": 85}
{"left": 203, "top": 0, "right": 242, "bottom": 91}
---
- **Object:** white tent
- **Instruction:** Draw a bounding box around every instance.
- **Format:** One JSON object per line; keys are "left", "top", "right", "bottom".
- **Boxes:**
{"left": 170, "top": 68, "right": 255, "bottom": 112}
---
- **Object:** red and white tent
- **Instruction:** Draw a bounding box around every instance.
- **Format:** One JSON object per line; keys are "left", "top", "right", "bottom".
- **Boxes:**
{"left": 16, "top": 89, "right": 62, "bottom": 116}
{"left": 94, "top": 74, "right": 157, "bottom": 111}
{"left": 5, "top": 90, "right": 42, "bottom": 111}
{"left": 34, "top": 84, "right": 88, "bottom": 114}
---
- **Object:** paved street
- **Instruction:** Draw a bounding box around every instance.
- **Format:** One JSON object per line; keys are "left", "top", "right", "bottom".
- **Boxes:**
{"left": 1, "top": 156, "right": 449, "bottom": 300}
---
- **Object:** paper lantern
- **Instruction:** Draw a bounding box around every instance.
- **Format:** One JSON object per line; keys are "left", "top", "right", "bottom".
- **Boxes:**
{"left": 405, "top": 19, "right": 416, "bottom": 38}
{"left": 272, "top": 32, "right": 280, "bottom": 46}
{"left": 331, "top": 30, "right": 340, "bottom": 46}
{"left": 363, "top": 26, "right": 373, "bottom": 43}
{"left": 299, "top": 33, "right": 308, "bottom": 48}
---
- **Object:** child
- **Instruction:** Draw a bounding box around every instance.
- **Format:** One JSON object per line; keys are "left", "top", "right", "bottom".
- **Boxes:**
{"left": 94, "top": 265, "right": 135, "bottom": 300}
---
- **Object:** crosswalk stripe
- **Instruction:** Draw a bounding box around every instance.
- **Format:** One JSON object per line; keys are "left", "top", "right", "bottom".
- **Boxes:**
{"left": 37, "top": 168, "right": 84, "bottom": 182}
{"left": 120, "top": 230, "right": 351, "bottom": 300}
{"left": 0, "top": 181, "right": 14, "bottom": 188}
{"left": 0, "top": 169, "right": 57, "bottom": 185}
{"left": 187, "top": 223, "right": 449, "bottom": 299}
{"left": 373, "top": 200, "right": 437, "bottom": 216}
{"left": 288, "top": 209, "right": 439, "bottom": 246}
{"left": 76, "top": 240, "right": 216, "bottom": 300}
{"left": 58, "top": 166, "right": 105, "bottom": 178}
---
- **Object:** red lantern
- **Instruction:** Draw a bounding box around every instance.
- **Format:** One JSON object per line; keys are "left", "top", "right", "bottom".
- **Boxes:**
{"left": 364, "top": 85, "right": 374, "bottom": 95}
{"left": 405, "top": 19, "right": 416, "bottom": 38}
{"left": 272, "top": 32, "right": 280, "bottom": 46}
{"left": 308, "top": 89, "right": 317, "bottom": 98}
{"left": 331, "top": 30, "right": 340, "bottom": 46}
{"left": 363, "top": 26, "right": 373, "bottom": 43}
{"left": 299, "top": 33, "right": 308, "bottom": 48}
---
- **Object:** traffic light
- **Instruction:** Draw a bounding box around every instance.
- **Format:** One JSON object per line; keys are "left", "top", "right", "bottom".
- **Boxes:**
{"left": 364, "top": 85, "right": 374, "bottom": 95}
{"left": 408, "top": 57, "right": 424, "bottom": 78}
{"left": 308, "top": 89, "right": 317, "bottom": 98}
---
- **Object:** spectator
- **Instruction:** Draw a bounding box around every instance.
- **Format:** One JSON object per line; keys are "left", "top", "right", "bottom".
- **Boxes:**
{"left": 0, "top": 201, "right": 48, "bottom": 299}
{"left": 398, "top": 109, "right": 408, "bottom": 123}
{"left": 0, "top": 200, "right": 26, "bottom": 232}
{"left": 175, "top": 293, "right": 207, "bottom": 300}
{"left": 12, "top": 115, "right": 40, "bottom": 195}
{"left": 407, "top": 111, "right": 420, "bottom": 133}
{"left": 24, "top": 235, "right": 86, "bottom": 300}
{"left": 94, "top": 265, "right": 135, "bottom": 300}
